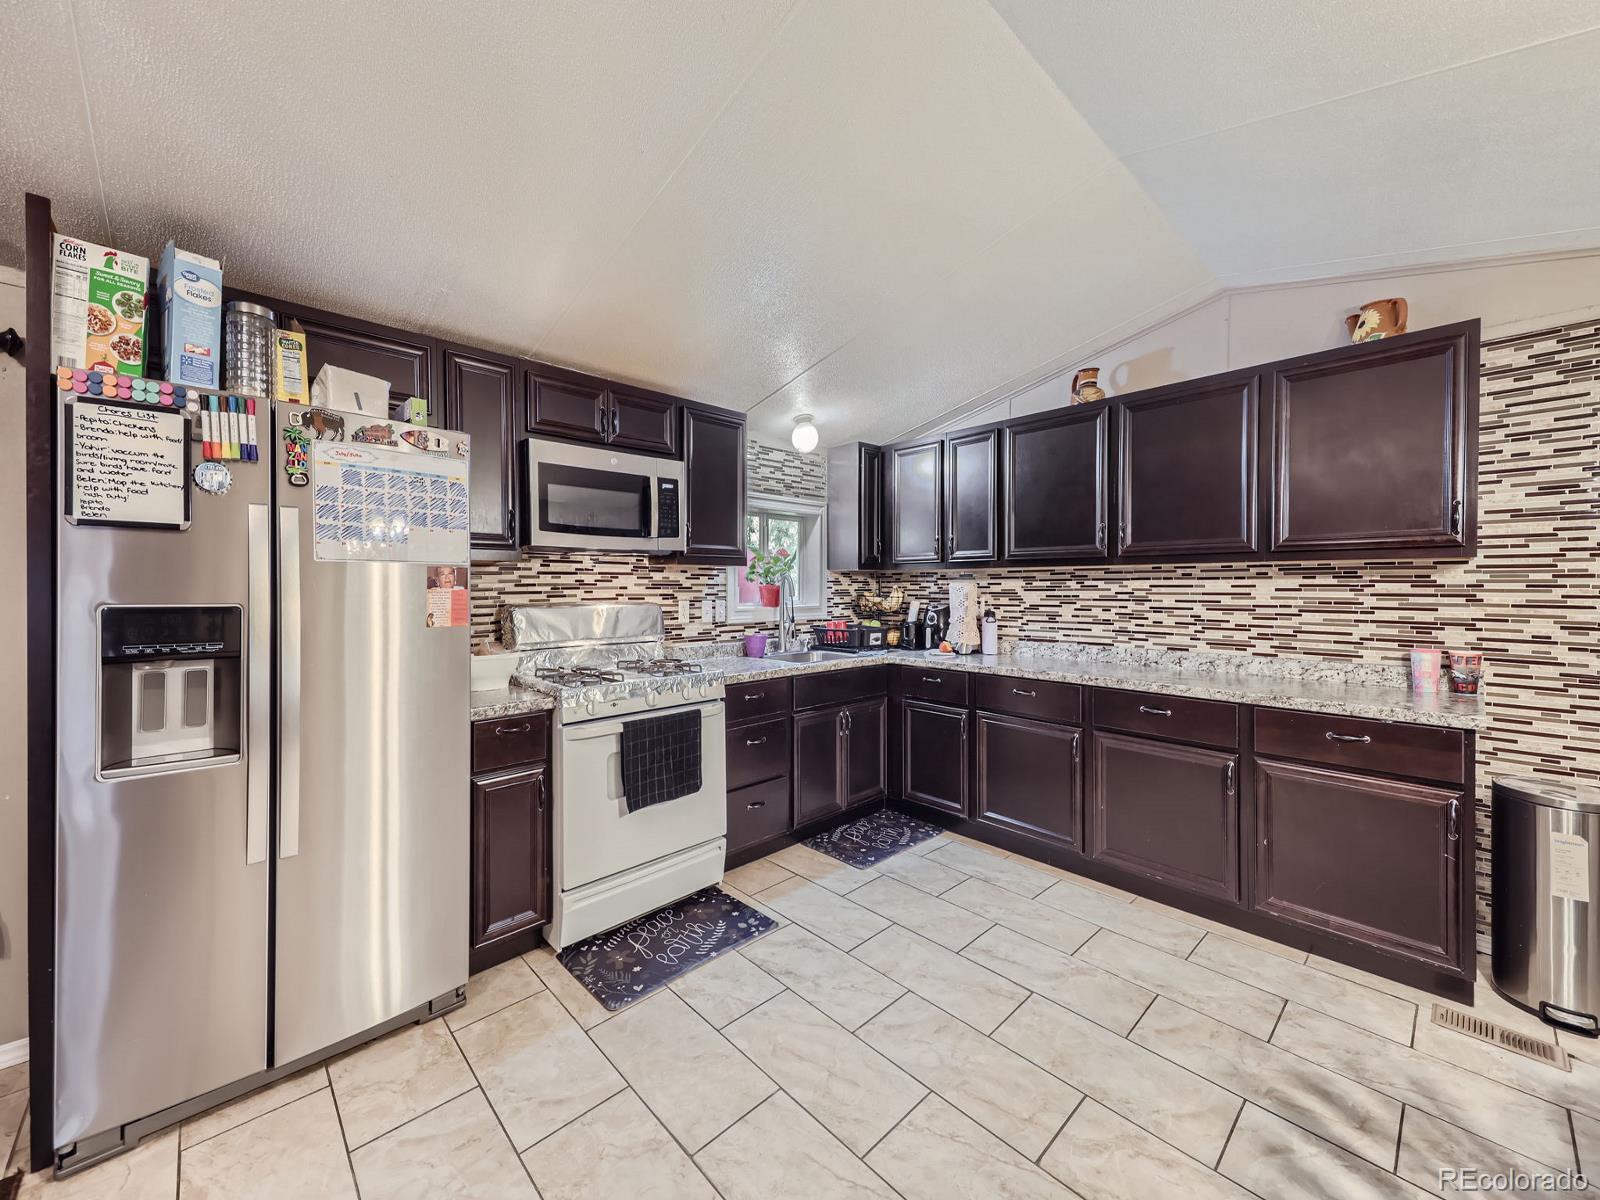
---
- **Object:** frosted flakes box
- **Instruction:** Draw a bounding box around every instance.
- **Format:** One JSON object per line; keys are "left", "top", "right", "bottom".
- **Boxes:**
{"left": 155, "top": 241, "right": 223, "bottom": 388}
{"left": 50, "top": 234, "right": 149, "bottom": 376}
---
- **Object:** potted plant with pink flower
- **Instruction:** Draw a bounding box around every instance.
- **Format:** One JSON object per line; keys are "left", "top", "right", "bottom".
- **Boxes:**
{"left": 747, "top": 546, "right": 795, "bottom": 608}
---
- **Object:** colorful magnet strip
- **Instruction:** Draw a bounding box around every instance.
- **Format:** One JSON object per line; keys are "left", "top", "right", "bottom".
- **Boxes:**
{"left": 56, "top": 370, "right": 261, "bottom": 463}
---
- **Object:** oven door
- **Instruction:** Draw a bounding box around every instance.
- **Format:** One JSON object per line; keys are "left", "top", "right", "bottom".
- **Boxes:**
{"left": 524, "top": 438, "right": 663, "bottom": 552}
{"left": 556, "top": 699, "right": 727, "bottom": 891}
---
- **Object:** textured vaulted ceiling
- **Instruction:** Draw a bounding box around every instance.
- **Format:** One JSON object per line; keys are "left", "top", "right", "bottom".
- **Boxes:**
{"left": 3, "top": 1, "right": 1597, "bottom": 447}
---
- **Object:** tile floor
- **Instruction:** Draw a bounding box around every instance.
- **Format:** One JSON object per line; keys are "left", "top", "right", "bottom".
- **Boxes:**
{"left": 5, "top": 832, "right": 1597, "bottom": 1198}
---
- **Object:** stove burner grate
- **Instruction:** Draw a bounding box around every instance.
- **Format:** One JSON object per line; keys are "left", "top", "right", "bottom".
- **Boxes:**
{"left": 615, "top": 658, "right": 704, "bottom": 678}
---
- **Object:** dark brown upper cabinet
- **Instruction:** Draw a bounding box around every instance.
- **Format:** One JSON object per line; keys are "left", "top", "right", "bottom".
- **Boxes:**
{"left": 826, "top": 443, "right": 884, "bottom": 570}
{"left": 680, "top": 404, "right": 747, "bottom": 563}
{"left": 888, "top": 439, "right": 944, "bottom": 566}
{"left": 1004, "top": 405, "right": 1110, "bottom": 562}
{"left": 1254, "top": 756, "right": 1462, "bottom": 971}
{"left": 281, "top": 307, "right": 438, "bottom": 425}
{"left": 945, "top": 427, "right": 1000, "bottom": 563}
{"left": 1267, "top": 322, "right": 1478, "bottom": 557}
{"left": 607, "top": 384, "right": 678, "bottom": 456}
{"left": 526, "top": 366, "right": 609, "bottom": 442}
{"left": 442, "top": 347, "right": 518, "bottom": 555}
{"left": 1117, "top": 370, "right": 1260, "bottom": 560}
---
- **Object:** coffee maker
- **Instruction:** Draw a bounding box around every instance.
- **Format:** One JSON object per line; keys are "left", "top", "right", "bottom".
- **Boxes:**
{"left": 922, "top": 602, "right": 950, "bottom": 649}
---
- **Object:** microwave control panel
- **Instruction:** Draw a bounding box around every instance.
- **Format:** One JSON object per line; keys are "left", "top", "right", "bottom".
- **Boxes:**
{"left": 657, "top": 478, "right": 680, "bottom": 539}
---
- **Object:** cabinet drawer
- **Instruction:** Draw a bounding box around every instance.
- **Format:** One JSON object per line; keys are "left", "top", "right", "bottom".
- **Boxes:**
{"left": 793, "top": 665, "right": 888, "bottom": 711}
{"left": 899, "top": 665, "right": 970, "bottom": 706}
{"left": 1093, "top": 688, "right": 1238, "bottom": 750}
{"left": 472, "top": 711, "right": 550, "bottom": 775}
{"left": 728, "top": 776, "right": 791, "bottom": 854}
{"left": 725, "top": 676, "right": 792, "bottom": 725}
{"left": 975, "top": 674, "right": 1081, "bottom": 724}
{"left": 1254, "top": 708, "right": 1465, "bottom": 785}
{"left": 728, "top": 715, "right": 791, "bottom": 791}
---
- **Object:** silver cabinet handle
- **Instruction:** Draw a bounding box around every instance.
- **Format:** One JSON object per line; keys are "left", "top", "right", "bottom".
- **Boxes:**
{"left": 743, "top": 693, "right": 764, "bottom": 701}
{"left": 537, "top": 775, "right": 546, "bottom": 812}
{"left": 1447, "top": 798, "right": 1459, "bottom": 843}
{"left": 746, "top": 799, "right": 767, "bottom": 810}
{"left": 496, "top": 722, "right": 532, "bottom": 735}
{"left": 1072, "top": 731, "right": 1081, "bottom": 764}
{"left": 1325, "top": 732, "right": 1372, "bottom": 744}
{"left": 1012, "top": 688, "right": 1036, "bottom": 697}
{"left": 245, "top": 504, "right": 271, "bottom": 865}
{"left": 921, "top": 676, "right": 943, "bottom": 684}
{"left": 611, "top": 405, "right": 621, "bottom": 440}
{"left": 1224, "top": 760, "right": 1235, "bottom": 796}
{"left": 745, "top": 736, "right": 768, "bottom": 746}
{"left": 1138, "top": 705, "right": 1171, "bottom": 717}
{"left": 278, "top": 507, "right": 302, "bottom": 860}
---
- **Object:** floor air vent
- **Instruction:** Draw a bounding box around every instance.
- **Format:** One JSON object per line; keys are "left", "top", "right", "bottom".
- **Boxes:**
{"left": 1430, "top": 1004, "right": 1571, "bottom": 1071}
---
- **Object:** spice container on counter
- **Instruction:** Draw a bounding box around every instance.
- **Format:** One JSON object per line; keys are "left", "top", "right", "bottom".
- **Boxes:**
{"left": 224, "top": 301, "right": 276, "bottom": 398}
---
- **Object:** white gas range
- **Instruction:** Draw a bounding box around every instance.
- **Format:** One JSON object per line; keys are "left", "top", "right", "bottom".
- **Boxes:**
{"left": 500, "top": 603, "right": 727, "bottom": 949}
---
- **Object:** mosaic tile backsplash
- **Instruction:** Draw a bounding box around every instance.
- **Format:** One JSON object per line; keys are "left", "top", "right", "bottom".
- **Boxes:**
{"left": 473, "top": 323, "right": 1599, "bottom": 952}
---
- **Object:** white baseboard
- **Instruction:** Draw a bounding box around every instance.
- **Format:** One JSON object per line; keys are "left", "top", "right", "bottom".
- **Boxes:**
{"left": 0, "top": 1037, "right": 27, "bottom": 1070}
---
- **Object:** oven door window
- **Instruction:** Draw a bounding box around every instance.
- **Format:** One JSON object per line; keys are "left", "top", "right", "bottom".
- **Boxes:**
{"left": 538, "top": 464, "right": 652, "bottom": 538}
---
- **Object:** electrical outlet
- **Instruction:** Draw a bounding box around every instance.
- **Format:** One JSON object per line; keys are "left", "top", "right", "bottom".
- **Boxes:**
{"left": 700, "top": 597, "right": 715, "bottom": 625}
{"left": 677, "top": 598, "right": 690, "bottom": 626}
{"left": 714, "top": 597, "right": 728, "bottom": 623}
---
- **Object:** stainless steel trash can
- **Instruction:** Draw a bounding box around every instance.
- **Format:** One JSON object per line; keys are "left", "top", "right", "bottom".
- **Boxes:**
{"left": 1490, "top": 777, "right": 1599, "bottom": 1036}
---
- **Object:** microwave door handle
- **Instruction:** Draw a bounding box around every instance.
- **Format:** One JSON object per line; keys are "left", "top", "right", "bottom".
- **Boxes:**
{"left": 278, "top": 507, "right": 302, "bottom": 859}
{"left": 245, "top": 504, "right": 271, "bottom": 864}
{"left": 649, "top": 473, "right": 661, "bottom": 548}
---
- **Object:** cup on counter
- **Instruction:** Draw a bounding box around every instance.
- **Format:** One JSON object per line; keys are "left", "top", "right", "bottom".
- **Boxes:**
{"left": 1447, "top": 650, "right": 1484, "bottom": 695}
{"left": 742, "top": 632, "right": 769, "bottom": 659}
{"left": 1409, "top": 648, "right": 1445, "bottom": 693}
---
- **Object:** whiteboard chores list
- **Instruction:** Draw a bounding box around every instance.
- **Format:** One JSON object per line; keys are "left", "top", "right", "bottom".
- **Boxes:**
{"left": 67, "top": 399, "right": 189, "bottom": 528}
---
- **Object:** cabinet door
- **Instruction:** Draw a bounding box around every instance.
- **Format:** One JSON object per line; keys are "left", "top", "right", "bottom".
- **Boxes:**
{"left": 290, "top": 310, "right": 436, "bottom": 424}
{"left": 470, "top": 765, "right": 550, "bottom": 950}
{"left": 945, "top": 428, "right": 999, "bottom": 562}
{"left": 793, "top": 707, "right": 844, "bottom": 826}
{"left": 843, "top": 697, "right": 887, "bottom": 807}
{"left": 526, "top": 368, "right": 607, "bottom": 442}
{"left": 1269, "top": 325, "right": 1475, "bottom": 555}
{"left": 682, "top": 406, "right": 748, "bottom": 561}
{"left": 1255, "top": 757, "right": 1461, "bottom": 969}
{"left": 976, "top": 712, "right": 1080, "bottom": 850}
{"left": 1089, "top": 731, "right": 1240, "bottom": 904}
{"left": 443, "top": 349, "right": 517, "bottom": 552}
{"left": 607, "top": 385, "right": 678, "bottom": 456}
{"left": 1118, "top": 372, "right": 1259, "bottom": 558}
{"left": 859, "top": 444, "right": 885, "bottom": 569}
{"left": 900, "top": 700, "right": 968, "bottom": 817}
{"left": 888, "top": 440, "right": 944, "bottom": 565}
{"left": 1004, "top": 406, "right": 1109, "bottom": 561}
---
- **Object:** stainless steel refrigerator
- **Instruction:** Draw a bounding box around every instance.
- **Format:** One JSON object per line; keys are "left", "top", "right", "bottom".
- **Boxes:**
{"left": 53, "top": 399, "right": 469, "bottom": 1171}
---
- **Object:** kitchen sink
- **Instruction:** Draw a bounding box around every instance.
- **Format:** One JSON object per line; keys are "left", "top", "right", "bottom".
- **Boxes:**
{"left": 763, "top": 649, "right": 858, "bottom": 663}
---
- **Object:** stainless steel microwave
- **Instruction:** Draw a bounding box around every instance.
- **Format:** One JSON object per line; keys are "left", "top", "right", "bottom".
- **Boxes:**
{"left": 522, "top": 437, "right": 685, "bottom": 554}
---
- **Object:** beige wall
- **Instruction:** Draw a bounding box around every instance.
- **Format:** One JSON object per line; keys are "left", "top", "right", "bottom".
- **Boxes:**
{"left": 914, "top": 250, "right": 1600, "bottom": 437}
{"left": 0, "top": 267, "right": 27, "bottom": 1047}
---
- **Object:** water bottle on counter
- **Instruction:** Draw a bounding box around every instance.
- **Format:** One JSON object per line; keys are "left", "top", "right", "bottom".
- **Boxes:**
{"left": 981, "top": 608, "right": 998, "bottom": 656}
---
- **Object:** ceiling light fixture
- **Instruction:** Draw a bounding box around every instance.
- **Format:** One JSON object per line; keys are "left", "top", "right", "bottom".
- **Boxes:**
{"left": 791, "top": 413, "right": 819, "bottom": 453}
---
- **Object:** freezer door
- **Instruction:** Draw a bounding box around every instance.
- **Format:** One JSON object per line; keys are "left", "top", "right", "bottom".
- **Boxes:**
{"left": 54, "top": 411, "right": 270, "bottom": 1149}
{"left": 271, "top": 404, "right": 469, "bottom": 1064}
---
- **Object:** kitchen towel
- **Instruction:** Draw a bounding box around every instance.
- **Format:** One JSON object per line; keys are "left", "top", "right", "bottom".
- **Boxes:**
{"left": 620, "top": 708, "right": 703, "bottom": 812}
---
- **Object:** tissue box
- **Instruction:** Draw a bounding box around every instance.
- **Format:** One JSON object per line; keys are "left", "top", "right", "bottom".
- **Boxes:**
{"left": 311, "top": 364, "right": 392, "bottom": 415}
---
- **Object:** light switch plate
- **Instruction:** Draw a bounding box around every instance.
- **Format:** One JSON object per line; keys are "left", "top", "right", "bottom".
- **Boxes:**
{"left": 700, "top": 597, "right": 714, "bottom": 625}
{"left": 714, "top": 597, "right": 728, "bottom": 623}
{"left": 677, "top": 598, "right": 690, "bottom": 626}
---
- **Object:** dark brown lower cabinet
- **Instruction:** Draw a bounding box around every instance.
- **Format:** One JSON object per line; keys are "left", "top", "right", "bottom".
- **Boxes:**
{"left": 794, "top": 698, "right": 887, "bottom": 826}
{"left": 726, "top": 710, "right": 793, "bottom": 855}
{"left": 1254, "top": 757, "right": 1462, "bottom": 970}
{"left": 1089, "top": 730, "right": 1240, "bottom": 904}
{"left": 900, "top": 700, "right": 969, "bottom": 817}
{"left": 470, "top": 764, "right": 550, "bottom": 959}
{"left": 975, "top": 711, "right": 1081, "bottom": 850}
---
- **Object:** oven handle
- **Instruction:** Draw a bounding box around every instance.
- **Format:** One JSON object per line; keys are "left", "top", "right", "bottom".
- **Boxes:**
{"left": 561, "top": 700, "right": 724, "bottom": 742}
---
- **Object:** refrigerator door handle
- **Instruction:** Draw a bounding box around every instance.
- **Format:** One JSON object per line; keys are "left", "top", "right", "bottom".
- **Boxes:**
{"left": 246, "top": 504, "right": 272, "bottom": 864}
{"left": 279, "top": 507, "right": 302, "bottom": 859}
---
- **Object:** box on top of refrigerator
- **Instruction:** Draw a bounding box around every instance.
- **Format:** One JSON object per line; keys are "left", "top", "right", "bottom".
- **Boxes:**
{"left": 50, "top": 234, "right": 150, "bottom": 375}
{"left": 155, "top": 242, "right": 223, "bottom": 388}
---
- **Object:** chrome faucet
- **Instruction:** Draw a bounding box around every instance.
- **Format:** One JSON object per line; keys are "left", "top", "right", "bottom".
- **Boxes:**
{"left": 777, "top": 573, "right": 810, "bottom": 652}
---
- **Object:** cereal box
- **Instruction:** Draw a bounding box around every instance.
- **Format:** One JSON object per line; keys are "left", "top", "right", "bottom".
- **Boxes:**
{"left": 155, "top": 242, "right": 223, "bottom": 388}
{"left": 50, "top": 234, "right": 150, "bottom": 376}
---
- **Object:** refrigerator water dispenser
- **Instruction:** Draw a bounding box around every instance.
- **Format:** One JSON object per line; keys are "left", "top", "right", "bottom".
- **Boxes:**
{"left": 98, "top": 605, "right": 242, "bottom": 774}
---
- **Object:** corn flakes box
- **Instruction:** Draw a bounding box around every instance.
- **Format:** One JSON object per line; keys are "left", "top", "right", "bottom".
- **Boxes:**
{"left": 51, "top": 234, "right": 150, "bottom": 376}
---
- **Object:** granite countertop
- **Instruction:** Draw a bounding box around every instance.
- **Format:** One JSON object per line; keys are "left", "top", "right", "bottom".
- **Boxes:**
{"left": 698, "top": 649, "right": 1486, "bottom": 729}
{"left": 470, "top": 684, "right": 557, "bottom": 721}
